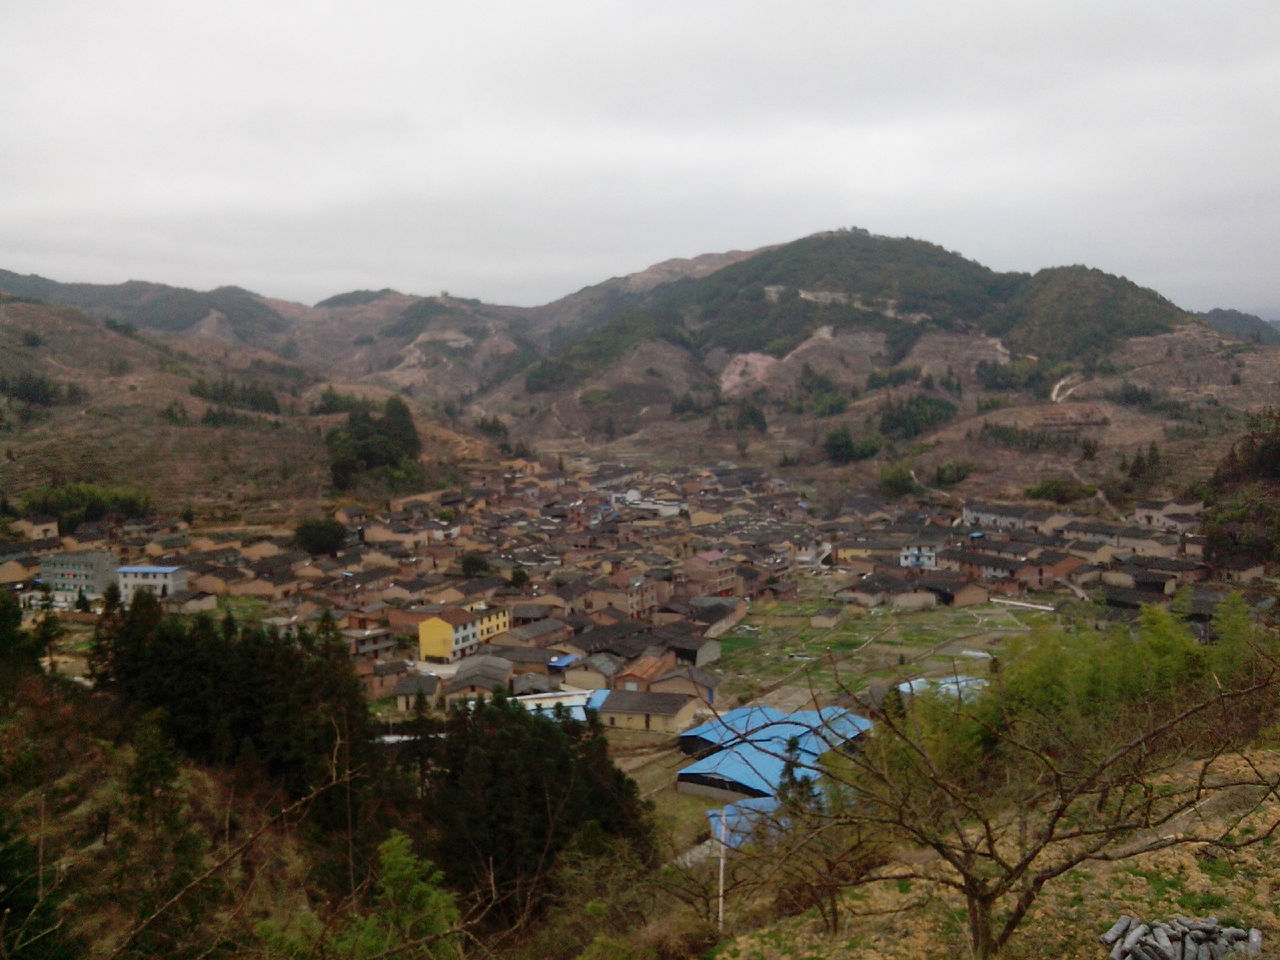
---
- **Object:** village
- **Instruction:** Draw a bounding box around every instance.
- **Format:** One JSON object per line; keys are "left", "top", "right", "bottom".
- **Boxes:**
{"left": 1, "top": 457, "right": 1266, "bottom": 810}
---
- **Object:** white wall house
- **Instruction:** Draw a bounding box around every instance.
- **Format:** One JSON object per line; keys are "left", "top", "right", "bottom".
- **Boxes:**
{"left": 116, "top": 565, "right": 188, "bottom": 603}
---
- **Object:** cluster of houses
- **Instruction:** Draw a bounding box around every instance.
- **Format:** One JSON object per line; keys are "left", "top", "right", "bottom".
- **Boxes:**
{"left": 1, "top": 458, "right": 1263, "bottom": 734}
{"left": 829, "top": 496, "right": 1262, "bottom": 621}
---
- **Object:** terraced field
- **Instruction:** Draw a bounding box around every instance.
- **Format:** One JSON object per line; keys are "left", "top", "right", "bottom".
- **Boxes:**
{"left": 716, "top": 596, "right": 1055, "bottom": 707}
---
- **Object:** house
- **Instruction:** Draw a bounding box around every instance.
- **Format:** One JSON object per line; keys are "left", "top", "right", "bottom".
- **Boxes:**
{"left": 914, "top": 575, "right": 988, "bottom": 608}
{"left": 650, "top": 666, "right": 720, "bottom": 704}
{"left": 40, "top": 550, "right": 116, "bottom": 600}
{"left": 612, "top": 650, "right": 678, "bottom": 693}
{"left": 676, "top": 706, "right": 871, "bottom": 799}
{"left": 810, "top": 607, "right": 842, "bottom": 629}
{"left": 394, "top": 673, "right": 441, "bottom": 712}
{"left": 344, "top": 627, "right": 398, "bottom": 661}
{"left": 595, "top": 690, "right": 700, "bottom": 733}
{"left": 443, "top": 655, "right": 514, "bottom": 703}
{"left": 11, "top": 516, "right": 59, "bottom": 541}
{"left": 563, "top": 652, "right": 627, "bottom": 690}
{"left": 417, "top": 605, "right": 510, "bottom": 662}
{"left": 898, "top": 529, "right": 948, "bottom": 570}
{"left": 359, "top": 659, "right": 411, "bottom": 699}
{"left": 116, "top": 565, "right": 188, "bottom": 603}
{"left": 1214, "top": 556, "right": 1266, "bottom": 585}
{"left": 0, "top": 554, "right": 39, "bottom": 587}
{"left": 678, "top": 550, "right": 738, "bottom": 597}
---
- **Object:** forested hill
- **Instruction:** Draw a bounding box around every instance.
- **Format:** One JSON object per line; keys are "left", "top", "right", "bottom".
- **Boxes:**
{"left": 1198, "top": 308, "right": 1280, "bottom": 346}
{"left": 520, "top": 229, "right": 1194, "bottom": 393}
{"left": 0, "top": 270, "right": 290, "bottom": 343}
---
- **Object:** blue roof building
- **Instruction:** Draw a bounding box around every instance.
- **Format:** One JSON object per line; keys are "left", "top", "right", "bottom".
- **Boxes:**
{"left": 676, "top": 706, "right": 870, "bottom": 800}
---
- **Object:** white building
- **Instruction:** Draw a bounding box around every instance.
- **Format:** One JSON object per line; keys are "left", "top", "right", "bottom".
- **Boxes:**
{"left": 116, "top": 565, "right": 188, "bottom": 603}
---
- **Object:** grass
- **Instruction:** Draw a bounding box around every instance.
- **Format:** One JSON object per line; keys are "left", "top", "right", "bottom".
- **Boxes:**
{"left": 716, "top": 601, "right": 1045, "bottom": 703}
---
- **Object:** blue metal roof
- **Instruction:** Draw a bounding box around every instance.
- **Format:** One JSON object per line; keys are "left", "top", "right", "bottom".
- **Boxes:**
{"left": 680, "top": 705, "right": 790, "bottom": 747}
{"left": 586, "top": 689, "right": 610, "bottom": 712}
{"left": 679, "top": 742, "right": 794, "bottom": 797}
{"left": 681, "top": 705, "right": 869, "bottom": 756}
{"left": 708, "top": 796, "right": 783, "bottom": 849}
{"left": 116, "top": 565, "right": 182, "bottom": 574}
{"left": 679, "top": 706, "right": 871, "bottom": 798}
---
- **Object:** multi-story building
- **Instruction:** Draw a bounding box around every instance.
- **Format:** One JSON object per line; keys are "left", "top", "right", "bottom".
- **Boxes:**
{"left": 116, "top": 565, "right": 188, "bottom": 604}
{"left": 41, "top": 550, "right": 116, "bottom": 600}
{"left": 418, "top": 604, "right": 510, "bottom": 662}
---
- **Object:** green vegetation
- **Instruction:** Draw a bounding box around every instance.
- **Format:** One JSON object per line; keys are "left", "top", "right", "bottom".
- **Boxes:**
{"left": 190, "top": 374, "right": 281, "bottom": 414}
{"left": 314, "top": 288, "right": 397, "bottom": 309}
{"left": 91, "top": 594, "right": 375, "bottom": 803}
{"left": 460, "top": 553, "right": 491, "bottom": 577}
{"left": 259, "top": 829, "right": 462, "bottom": 959}
{"left": 21, "top": 482, "right": 150, "bottom": 533}
{"left": 985, "top": 265, "right": 1187, "bottom": 363}
{"left": 0, "top": 273, "right": 290, "bottom": 340}
{"left": 878, "top": 394, "right": 956, "bottom": 441}
{"left": 421, "top": 694, "right": 653, "bottom": 925}
{"left": 325, "top": 396, "right": 422, "bottom": 491}
{"left": 1202, "top": 408, "right": 1280, "bottom": 560}
{"left": 1198, "top": 308, "right": 1280, "bottom": 346}
{"left": 822, "top": 426, "right": 882, "bottom": 464}
{"left": 522, "top": 231, "right": 1191, "bottom": 400}
{"left": 1107, "top": 380, "right": 1197, "bottom": 420}
{"left": 977, "top": 421, "right": 1078, "bottom": 454}
{"left": 789, "top": 363, "right": 852, "bottom": 417}
{"left": 973, "top": 358, "right": 1059, "bottom": 397}
{"left": 295, "top": 517, "right": 347, "bottom": 555}
{"left": 0, "top": 370, "right": 87, "bottom": 407}
{"left": 812, "top": 599, "right": 1278, "bottom": 958}
{"left": 878, "top": 460, "right": 919, "bottom": 497}
{"left": 380, "top": 298, "right": 455, "bottom": 339}
{"left": 866, "top": 365, "right": 920, "bottom": 390}
{"left": 199, "top": 405, "right": 281, "bottom": 429}
{"left": 1024, "top": 475, "right": 1096, "bottom": 503}
{"left": 932, "top": 460, "right": 974, "bottom": 486}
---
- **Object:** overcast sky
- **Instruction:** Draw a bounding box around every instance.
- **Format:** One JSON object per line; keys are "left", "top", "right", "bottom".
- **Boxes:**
{"left": 3, "top": 1, "right": 1278, "bottom": 316}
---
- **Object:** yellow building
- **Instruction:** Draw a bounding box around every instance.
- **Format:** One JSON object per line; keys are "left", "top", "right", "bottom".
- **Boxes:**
{"left": 418, "top": 604, "right": 510, "bottom": 661}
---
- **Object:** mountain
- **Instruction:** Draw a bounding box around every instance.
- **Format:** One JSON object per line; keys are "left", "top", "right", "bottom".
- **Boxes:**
{"left": 515, "top": 231, "right": 1192, "bottom": 398}
{"left": 1197, "top": 308, "right": 1280, "bottom": 346}
{"left": 0, "top": 270, "right": 290, "bottom": 344}
{"left": 6, "top": 227, "right": 1276, "bottom": 509}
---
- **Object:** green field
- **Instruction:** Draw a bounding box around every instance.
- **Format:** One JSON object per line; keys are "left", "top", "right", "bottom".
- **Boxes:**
{"left": 717, "top": 599, "right": 1054, "bottom": 703}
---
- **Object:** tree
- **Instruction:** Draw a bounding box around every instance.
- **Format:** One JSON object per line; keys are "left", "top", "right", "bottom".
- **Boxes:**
{"left": 877, "top": 460, "right": 918, "bottom": 498}
{"left": 782, "top": 605, "right": 1280, "bottom": 958}
{"left": 0, "top": 591, "right": 42, "bottom": 690}
{"left": 261, "top": 830, "right": 463, "bottom": 960}
{"left": 509, "top": 568, "right": 530, "bottom": 589}
{"left": 421, "top": 696, "right": 652, "bottom": 926}
{"left": 0, "top": 811, "right": 79, "bottom": 959}
{"left": 459, "top": 553, "right": 490, "bottom": 578}
{"left": 822, "top": 427, "right": 881, "bottom": 464}
{"left": 297, "top": 518, "right": 347, "bottom": 555}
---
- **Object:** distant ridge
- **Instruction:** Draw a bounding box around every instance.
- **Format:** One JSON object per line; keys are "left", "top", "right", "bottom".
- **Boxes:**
{"left": 0, "top": 269, "right": 287, "bottom": 343}
{"left": 314, "top": 288, "right": 400, "bottom": 309}
{"left": 1197, "top": 308, "right": 1280, "bottom": 346}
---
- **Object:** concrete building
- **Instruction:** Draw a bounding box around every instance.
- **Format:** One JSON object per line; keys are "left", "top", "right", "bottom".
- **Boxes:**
{"left": 116, "top": 565, "right": 188, "bottom": 604}
{"left": 41, "top": 550, "right": 115, "bottom": 601}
